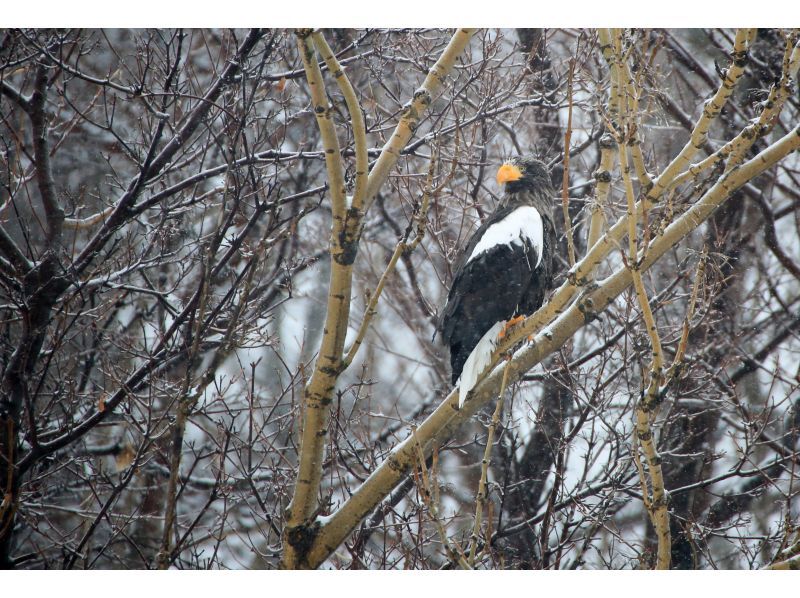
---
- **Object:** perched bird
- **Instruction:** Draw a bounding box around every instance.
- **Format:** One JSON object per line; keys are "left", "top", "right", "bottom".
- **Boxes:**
{"left": 438, "top": 156, "right": 556, "bottom": 406}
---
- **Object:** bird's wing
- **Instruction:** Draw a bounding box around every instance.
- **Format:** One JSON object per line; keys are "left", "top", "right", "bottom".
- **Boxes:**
{"left": 436, "top": 205, "right": 514, "bottom": 341}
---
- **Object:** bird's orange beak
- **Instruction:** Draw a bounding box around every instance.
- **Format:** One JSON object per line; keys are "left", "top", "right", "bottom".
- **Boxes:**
{"left": 496, "top": 163, "right": 523, "bottom": 185}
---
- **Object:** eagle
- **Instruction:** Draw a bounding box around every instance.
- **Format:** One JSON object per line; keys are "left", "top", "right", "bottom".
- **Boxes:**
{"left": 438, "top": 156, "right": 556, "bottom": 406}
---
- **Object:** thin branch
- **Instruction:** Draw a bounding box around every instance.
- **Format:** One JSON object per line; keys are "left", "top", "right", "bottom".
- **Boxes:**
{"left": 363, "top": 28, "right": 477, "bottom": 210}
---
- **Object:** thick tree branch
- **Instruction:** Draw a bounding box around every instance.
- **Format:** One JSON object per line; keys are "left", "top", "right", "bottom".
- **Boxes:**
{"left": 284, "top": 30, "right": 356, "bottom": 542}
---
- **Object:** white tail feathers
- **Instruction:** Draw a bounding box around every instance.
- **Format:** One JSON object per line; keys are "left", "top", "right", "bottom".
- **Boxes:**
{"left": 457, "top": 321, "right": 506, "bottom": 407}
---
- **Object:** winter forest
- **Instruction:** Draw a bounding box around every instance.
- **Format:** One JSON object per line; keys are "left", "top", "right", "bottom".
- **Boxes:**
{"left": 1, "top": 28, "right": 799, "bottom": 570}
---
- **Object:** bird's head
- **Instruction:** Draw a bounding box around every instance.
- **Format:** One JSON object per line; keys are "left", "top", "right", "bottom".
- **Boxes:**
{"left": 496, "top": 156, "right": 551, "bottom": 193}
{"left": 495, "top": 157, "right": 554, "bottom": 214}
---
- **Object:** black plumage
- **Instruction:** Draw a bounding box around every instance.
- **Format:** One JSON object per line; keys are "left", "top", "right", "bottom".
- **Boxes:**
{"left": 438, "top": 156, "right": 556, "bottom": 402}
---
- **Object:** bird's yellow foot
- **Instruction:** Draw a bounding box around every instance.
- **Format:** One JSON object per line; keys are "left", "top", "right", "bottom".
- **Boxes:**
{"left": 498, "top": 315, "right": 526, "bottom": 339}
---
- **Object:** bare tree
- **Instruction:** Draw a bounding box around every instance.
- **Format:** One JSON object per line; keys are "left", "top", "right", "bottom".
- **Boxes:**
{"left": 0, "top": 27, "right": 798, "bottom": 570}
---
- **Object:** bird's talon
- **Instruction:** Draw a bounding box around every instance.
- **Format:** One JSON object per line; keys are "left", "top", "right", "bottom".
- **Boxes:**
{"left": 498, "top": 315, "right": 526, "bottom": 339}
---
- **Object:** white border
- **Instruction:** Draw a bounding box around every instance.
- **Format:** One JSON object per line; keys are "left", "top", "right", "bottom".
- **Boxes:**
{"left": 2, "top": 570, "right": 795, "bottom": 597}
{"left": 4, "top": 0, "right": 799, "bottom": 28}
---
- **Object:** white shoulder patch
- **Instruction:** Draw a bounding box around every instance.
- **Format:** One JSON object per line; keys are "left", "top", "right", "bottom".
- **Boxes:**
{"left": 467, "top": 206, "right": 544, "bottom": 268}
{"left": 457, "top": 320, "right": 505, "bottom": 407}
